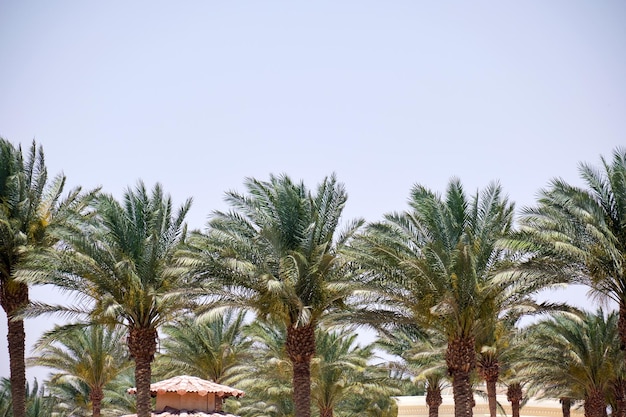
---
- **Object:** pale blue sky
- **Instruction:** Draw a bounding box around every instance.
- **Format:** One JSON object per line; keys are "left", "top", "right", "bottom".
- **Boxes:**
{"left": 1, "top": 1, "right": 624, "bottom": 381}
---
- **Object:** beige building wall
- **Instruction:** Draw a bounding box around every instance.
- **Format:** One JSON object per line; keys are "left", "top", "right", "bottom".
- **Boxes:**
{"left": 155, "top": 392, "right": 216, "bottom": 412}
{"left": 395, "top": 395, "right": 585, "bottom": 417}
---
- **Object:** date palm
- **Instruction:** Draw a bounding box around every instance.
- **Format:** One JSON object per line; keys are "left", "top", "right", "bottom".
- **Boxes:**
{"left": 20, "top": 182, "right": 195, "bottom": 417}
{"left": 28, "top": 324, "right": 132, "bottom": 417}
{"left": 522, "top": 309, "right": 623, "bottom": 417}
{"left": 180, "top": 174, "right": 364, "bottom": 417}
{"left": 0, "top": 378, "right": 55, "bottom": 417}
{"left": 0, "top": 139, "right": 95, "bottom": 417}
{"left": 504, "top": 148, "right": 626, "bottom": 353}
{"left": 351, "top": 179, "right": 519, "bottom": 417}
{"left": 410, "top": 341, "right": 449, "bottom": 417}
{"left": 155, "top": 309, "right": 252, "bottom": 385}
{"left": 377, "top": 328, "right": 448, "bottom": 417}
{"left": 312, "top": 329, "right": 398, "bottom": 417}
{"left": 233, "top": 320, "right": 293, "bottom": 417}
{"left": 42, "top": 374, "right": 135, "bottom": 417}
{"left": 476, "top": 313, "right": 533, "bottom": 417}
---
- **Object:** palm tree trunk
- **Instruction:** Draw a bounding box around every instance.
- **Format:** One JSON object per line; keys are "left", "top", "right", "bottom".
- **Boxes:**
{"left": 1, "top": 282, "right": 29, "bottom": 417}
{"left": 506, "top": 383, "right": 522, "bottom": 417}
{"left": 561, "top": 398, "right": 572, "bottom": 417}
{"left": 426, "top": 384, "right": 443, "bottom": 417}
{"left": 446, "top": 336, "right": 476, "bottom": 417}
{"left": 286, "top": 323, "right": 316, "bottom": 417}
{"left": 128, "top": 327, "right": 158, "bottom": 417}
{"left": 90, "top": 385, "right": 104, "bottom": 417}
{"left": 584, "top": 389, "right": 606, "bottom": 417}
{"left": 486, "top": 379, "right": 497, "bottom": 417}
{"left": 478, "top": 359, "right": 499, "bottom": 417}
{"left": 613, "top": 379, "right": 626, "bottom": 417}
{"left": 7, "top": 316, "right": 27, "bottom": 417}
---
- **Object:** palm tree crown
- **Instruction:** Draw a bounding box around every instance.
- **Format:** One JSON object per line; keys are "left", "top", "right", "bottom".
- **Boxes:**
{"left": 155, "top": 309, "right": 252, "bottom": 384}
{"left": 181, "top": 173, "right": 364, "bottom": 417}
{"left": 352, "top": 178, "right": 517, "bottom": 417}
{"left": 504, "top": 148, "right": 626, "bottom": 353}
{"left": 21, "top": 181, "right": 194, "bottom": 417}
{"left": 1, "top": 138, "right": 95, "bottom": 417}
{"left": 522, "top": 309, "right": 623, "bottom": 417}
{"left": 28, "top": 324, "right": 132, "bottom": 417}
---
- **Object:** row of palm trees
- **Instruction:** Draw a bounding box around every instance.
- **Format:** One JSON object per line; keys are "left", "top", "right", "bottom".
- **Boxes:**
{"left": 4, "top": 315, "right": 402, "bottom": 417}
{"left": 2, "top": 305, "right": 622, "bottom": 417}
{"left": 1, "top": 137, "right": 625, "bottom": 417}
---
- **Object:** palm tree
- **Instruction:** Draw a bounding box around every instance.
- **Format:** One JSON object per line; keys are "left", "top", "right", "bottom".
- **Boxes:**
{"left": 411, "top": 343, "right": 449, "bottom": 417}
{"left": 20, "top": 182, "right": 195, "bottom": 417}
{"left": 377, "top": 328, "right": 448, "bottom": 417}
{"left": 475, "top": 313, "right": 532, "bottom": 417}
{"left": 44, "top": 375, "right": 94, "bottom": 417}
{"left": 155, "top": 309, "right": 252, "bottom": 385}
{"left": 610, "top": 376, "right": 626, "bottom": 417}
{"left": 522, "top": 309, "right": 623, "bottom": 417}
{"left": 311, "top": 329, "right": 398, "bottom": 417}
{"left": 505, "top": 383, "right": 523, "bottom": 417}
{"left": 503, "top": 148, "right": 626, "bottom": 353}
{"left": 180, "top": 173, "right": 364, "bottom": 417}
{"left": 497, "top": 328, "right": 530, "bottom": 417}
{"left": 233, "top": 320, "right": 293, "bottom": 417}
{"left": 0, "top": 378, "right": 55, "bottom": 417}
{"left": 28, "top": 324, "right": 132, "bottom": 417}
{"left": 0, "top": 139, "right": 95, "bottom": 417}
{"left": 351, "top": 179, "right": 520, "bottom": 417}
{"left": 42, "top": 367, "right": 136, "bottom": 417}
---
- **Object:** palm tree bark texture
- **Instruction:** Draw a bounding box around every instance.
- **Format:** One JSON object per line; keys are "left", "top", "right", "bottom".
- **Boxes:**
{"left": 446, "top": 336, "right": 476, "bottom": 417}
{"left": 506, "top": 383, "right": 523, "bottom": 417}
{"left": 478, "top": 356, "right": 499, "bottom": 417}
{"left": 426, "top": 383, "right": 443, "bottom": 417}
{"left": 128, "top": 327, "right": 158, "bottom": 417}
{"left": 560, "top": 398, "right": 572, "bottom": 417}
{"left": 1, "top": 280, "right": 28, "bottom": 417}
{"left": 286, "top": 323, "right": 315, "bottom": 417}
{"left": 89, "top": 385, "right": 105, "bottom": 417}
{"left": 584, "top": 389, "right": 606, "bottom": 417}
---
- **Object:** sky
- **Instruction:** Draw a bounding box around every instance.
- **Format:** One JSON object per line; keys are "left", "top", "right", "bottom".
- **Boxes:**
{"left": 0, "top": 1, "right": 624, "bottom": 382}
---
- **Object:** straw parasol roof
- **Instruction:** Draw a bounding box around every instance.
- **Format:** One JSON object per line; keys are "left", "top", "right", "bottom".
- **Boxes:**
{"left": 127, "top": 375, "right": 245, "bottom": 398}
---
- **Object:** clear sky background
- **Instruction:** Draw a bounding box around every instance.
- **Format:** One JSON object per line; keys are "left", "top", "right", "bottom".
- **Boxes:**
{"left": 0, "top": 1, "right": 624, "bottom": 382}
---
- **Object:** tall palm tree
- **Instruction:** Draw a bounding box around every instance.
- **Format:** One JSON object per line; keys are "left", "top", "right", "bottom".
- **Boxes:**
{"left": 503, "top": 148, "right": 626, "bottom": 353}
{"left": 20, "top": 182, "right": 195, "bottom": 417}
{"left": 28, "top": 324, "right": 132, "bottom": 417}
{"left": 155, "top": 309, "right": 252, "bottom": 385}
{"left": 0, "top": 139, "right": 95, "bottom": 417}
{"left": 351, "top": 179, "right": 524, "bottom": 417}
{"left": 522, "top": 309, "right": 623, "bottom": 417}
{"left": 180, "top": 174, "right": 364, "bottom": 417}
